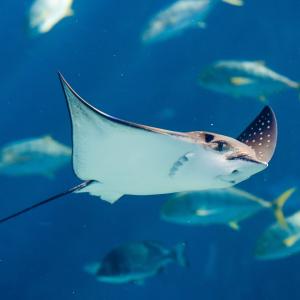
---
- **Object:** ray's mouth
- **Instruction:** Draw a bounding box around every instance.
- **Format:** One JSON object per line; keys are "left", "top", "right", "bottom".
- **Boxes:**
{"left": 227, "top": 154, "right": 267, "bottom": 166}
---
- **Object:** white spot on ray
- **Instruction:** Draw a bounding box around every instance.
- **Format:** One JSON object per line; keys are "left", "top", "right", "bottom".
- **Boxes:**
{"left": 236, "top": 106, "right": 277, "bottom": 164}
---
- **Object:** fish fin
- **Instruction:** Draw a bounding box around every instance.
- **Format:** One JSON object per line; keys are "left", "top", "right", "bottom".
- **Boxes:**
{"left": 43, "top": 135, "right": 53, "bottom": 141}
{"left": 169, "top": 152, "right": 195, "bottom": 177}
{"left": 173, "top": 242, "right": 188, "bottom": 267}
{"left": 197, "top": 22, "right": 206, "bottom": 29}
{"left": 228, "top": 221, "right": 239, "bottom": 230}
{"left": 65, "top": 8, "right": 74, "bottom": 17}
{"left": 84, "top": 262, "right": 101, "bottom": 275}
{"left": 259, "top": 95, "right": 268, "bottom": 103}
{"left": 272, "top": 187, "right": 296, "bottom": 229}
{"left": 99, "top": 192, "right": 123, "bottom": 204}
{"left": 230, "top": 77, "right": 253, "bottom": 86}
{"left": 222, "top": 0, "right": 244, "bottom": 6}
{"left": 255, "top": 60, "right": 265, "bottom": 66}
{"left": 283, "top": 235, "right": 300, "bottom": 247}
{"left": 132, "top": 279, "right": 145, "bottom": 286}
{"left": 40, "top": 22, "right": 53, "bottom": 33}
{"left": 195, "top": 209, "right": 214, "bottom": 216}
{"left": 75, "top": 182, "right": 123, "bottom": 204}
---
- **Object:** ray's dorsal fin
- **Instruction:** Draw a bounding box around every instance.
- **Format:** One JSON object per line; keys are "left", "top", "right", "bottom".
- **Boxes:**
{"left": 237, "top": 106, "right": 277, "bottom": 163}
{"left": 0, "top": 181, "right": 93, "bottom": 224}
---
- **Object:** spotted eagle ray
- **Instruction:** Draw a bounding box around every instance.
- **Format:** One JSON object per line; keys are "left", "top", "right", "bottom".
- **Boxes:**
{"left": 0, "top": 74, "right": 277, "bottom": 223}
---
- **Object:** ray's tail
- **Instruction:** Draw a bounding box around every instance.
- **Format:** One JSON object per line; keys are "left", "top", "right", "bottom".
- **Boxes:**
{"left": 0, "top": 180, "right": 94, "bottom": 224}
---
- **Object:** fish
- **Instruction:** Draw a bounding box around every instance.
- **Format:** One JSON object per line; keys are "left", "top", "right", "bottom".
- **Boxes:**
{"left": 0, "top": 135, "right": 71, "bottom": 178}
{"left": 84, "top": 241, "right": 187, "bottom": 284}
{"left": 142, "top": 0, "right": 243, "bottom": 44}
{"left": 161, "top": 187, "right": 295, "bottom": 230}
{"left": 199, "top": 60, "right": 300, "bottom": 101}
{"left": 28, "top": 0, "right": 74, "bottom": 35}
{"left": 255, "top": 211, "right": 300, "bottom": 260}
{"left": 0, "top": 74, "right": 277, "bottom": 224}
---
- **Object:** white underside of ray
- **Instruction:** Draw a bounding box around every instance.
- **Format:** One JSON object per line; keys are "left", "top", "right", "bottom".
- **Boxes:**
{"left": 62, "top": 81, "right": 231, "bottom": 203}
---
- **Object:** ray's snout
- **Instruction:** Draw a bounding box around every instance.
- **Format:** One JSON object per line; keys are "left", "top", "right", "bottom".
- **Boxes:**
{"left": 219, "top": 154, "right": 267, "bottom": 186}
{"left": 237, "top": 106, "right": 277, "bottom": 164}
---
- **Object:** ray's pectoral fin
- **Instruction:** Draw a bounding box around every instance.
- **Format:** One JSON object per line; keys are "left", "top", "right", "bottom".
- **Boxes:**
{"left": 169, "top": 152, "right": 195, "bottom": 177}
{"left": 237, "top": 106, "right": 277, "bottom": 164}
{"left": 58, "top": 72, "right": 191, "bottom": 201}
{"left": 76, "top": 181, "right": 123, "bottom": 204}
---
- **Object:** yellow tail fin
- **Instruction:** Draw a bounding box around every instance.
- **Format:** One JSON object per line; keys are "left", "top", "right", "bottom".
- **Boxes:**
{"left": 272, "top": 188, "right": 296, "bottom": 229}
{"left": 283, "top": 235, "right": 299, "bottom": 247}
{"left": 228, "top": 221, "right": 240, "bottom": 231}
{"left": 222, "top": 0, "right": 244, "bottom": 6}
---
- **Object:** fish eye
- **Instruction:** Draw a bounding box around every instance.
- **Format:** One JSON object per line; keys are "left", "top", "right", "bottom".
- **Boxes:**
{"left": 213, "top": 141, "right": 231, "bottom": 152}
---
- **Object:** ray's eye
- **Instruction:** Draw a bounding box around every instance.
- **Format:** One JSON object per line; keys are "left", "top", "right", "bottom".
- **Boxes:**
{"left": 213, "top": 141, "right": 230, "bottom": 152}
{"left": 205, "top": 133, "right": 214, "bottom": 143}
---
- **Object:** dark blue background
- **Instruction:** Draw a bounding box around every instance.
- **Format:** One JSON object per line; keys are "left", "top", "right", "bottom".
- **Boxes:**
{"left": 0, "top": 0, "right": 300, "bottom": 299}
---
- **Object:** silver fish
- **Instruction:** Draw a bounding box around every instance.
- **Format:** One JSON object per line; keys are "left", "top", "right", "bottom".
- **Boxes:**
{"left": 161, "top": 188, "right": 295, "bottom": 230}
{"left": 199, "top": 60, "right": 300, "bottom": 101}
{"left": 255, "top": 211, "right": 300, "bottom": 260}
{"left": 0, "top": 135, "right": 71, "bottom": 178}
{"left": 142, "top": 0, "right": 243, "bottom": 44}
{"left": 84, "top": 241, "right": 187, "bottom": 285}
{"left": 29, "top": 0, "right": 74, "bottom": 35}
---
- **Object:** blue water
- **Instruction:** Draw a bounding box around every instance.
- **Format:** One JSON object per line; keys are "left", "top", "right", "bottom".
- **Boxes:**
{"left": 1, "top": 0, "right": 300, "bottom": 299}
